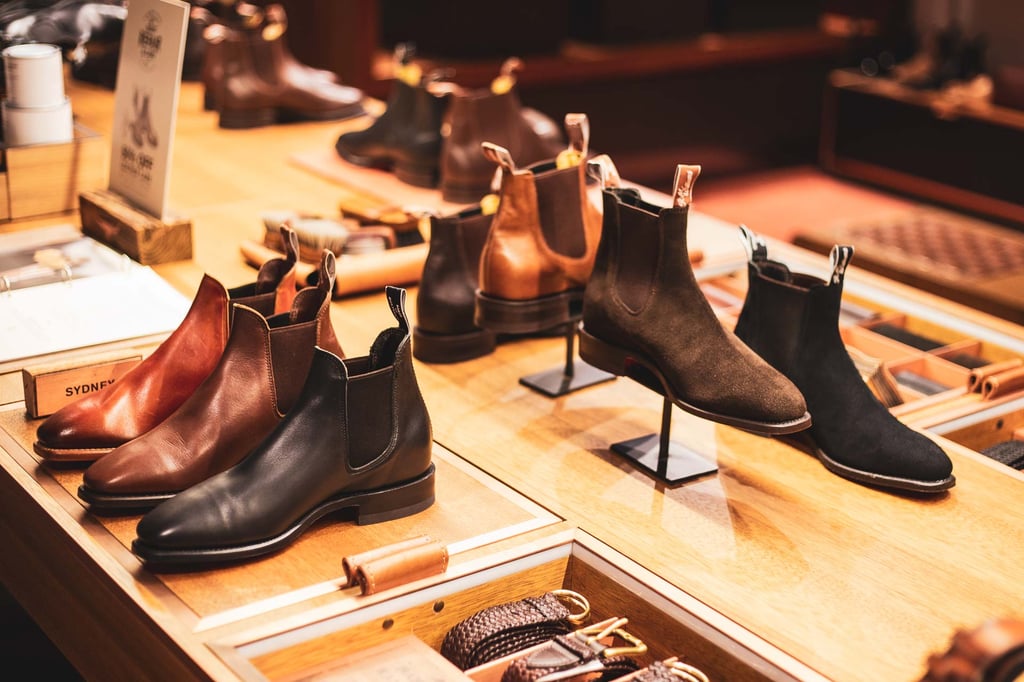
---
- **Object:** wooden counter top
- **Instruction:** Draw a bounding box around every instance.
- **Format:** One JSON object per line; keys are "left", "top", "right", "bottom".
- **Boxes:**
{"left": 3, "top": 79, "right": 1024, "bottom": 681}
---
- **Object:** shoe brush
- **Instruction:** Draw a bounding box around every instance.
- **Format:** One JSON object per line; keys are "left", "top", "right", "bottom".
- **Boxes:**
{"left": 261, "top": 211, "right": 396, "bottom": 261}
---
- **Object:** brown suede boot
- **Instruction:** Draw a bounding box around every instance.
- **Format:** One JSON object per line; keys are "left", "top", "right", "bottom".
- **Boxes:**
{"left": 579, "top": 164, "right": 810, "bottom": 435}
{"left": 78, "top": 250, "right": 343, "bottom": 510}
{"left": 439, "top": 58, "right": 564, "bottom": 203}
{"left": 474, "top": 116, "right": 601, "bottom": 335}
{"left": 33, "top": 227, "right": 301, "bottom": 462}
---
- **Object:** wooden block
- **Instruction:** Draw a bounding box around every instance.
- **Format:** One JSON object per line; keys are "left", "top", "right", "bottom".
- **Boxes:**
{"left": 22, "top": 350, "right": 142, "bottom": 419}
{"left": 2, "top": 123, "right": 107, "bottom": 220}
{"left": 79, "top": 188, "right": 193, "bottom": 264}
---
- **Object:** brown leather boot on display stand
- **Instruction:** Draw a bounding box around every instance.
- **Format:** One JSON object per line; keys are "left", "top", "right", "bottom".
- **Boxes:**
{"left": 208, "top": 2, "right": 364, "bottom": 129}
{"left": 33, "top": 227, "right": 301, "bottom": 463}
{"left": 439, "top": 57, "right": 565, "bottom": 204}
{"left": 474, "top": 114, "right": 613, "bottom": 397}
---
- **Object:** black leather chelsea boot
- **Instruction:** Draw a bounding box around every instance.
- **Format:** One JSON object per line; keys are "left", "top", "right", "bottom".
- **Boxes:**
{"left": 132, "top": 286, "right": 435, "bottom": 567}
{"left": 733, "top": 228, "right": 955, "bottom": 493}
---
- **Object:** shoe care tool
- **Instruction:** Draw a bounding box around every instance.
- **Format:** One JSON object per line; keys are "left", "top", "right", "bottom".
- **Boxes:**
{"left": 441, "top": 590, "right": 591, "bottom": 670}
{"left": 261, "top": 210, "right": 396, "bottom": 259}
{"left": 498, "top": 617, "right": 645, "bottom": 682}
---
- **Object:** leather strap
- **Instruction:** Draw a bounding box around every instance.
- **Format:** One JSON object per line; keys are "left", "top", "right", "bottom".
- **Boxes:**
{"left": 982, "top": 367, "right": 1024, "bottom": 400}
{"left": 969, "top": 359, "right": 1024, "bottom": 393}
{"left": 341, "top": 535, "right": 447, "bottom": 596}
{"left": 499, "top": 633, "right": 639, "bottom": 682}
{"left": 441, "top": 592, "right": 587, "bottom": 670}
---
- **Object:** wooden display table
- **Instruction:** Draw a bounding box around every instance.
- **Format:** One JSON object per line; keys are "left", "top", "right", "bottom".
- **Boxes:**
{"left": 2, "top": 80, "right": 1024, "bottom": 682}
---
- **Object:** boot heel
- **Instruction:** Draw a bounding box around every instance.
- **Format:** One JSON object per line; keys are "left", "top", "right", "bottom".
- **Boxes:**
{"left": 219, "top": 107, "right": 276, "bottom": 129}
{"left": 413, "top": 326, "right": 497, "bottom": 363}
{"left": 394, "top": 161, "right": 439, "bottom": 188}
{"left": 356, "top": 465, "right": 436, "bottom": 525}
{"left": 203, "top": 88, "right": 216, "bottom": 112}
{"left": 578, "top": 328, "right": 630, "bottom": 376}
{"left": 474, "top": 290, "right": 582, "bottom": 334}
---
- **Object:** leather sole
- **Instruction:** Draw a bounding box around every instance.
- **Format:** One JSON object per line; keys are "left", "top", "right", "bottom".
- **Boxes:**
{"left": 77, "top": 484, "right": 173, "bottom": 511}
{"left": 32, "top": 441, "right": 113, "bottom": 463}
{"left": 578, "top": 326, "right": 812, "bottom": 436}
{"left": 474, "top": 289, "right": 583, "bottom": 335}
{"left": 779, "top": 432, "right": 956, "bottom": 494}
{"left": 131, "top": 464, "right": 436, "bottom": 567}
{"left": 219, "top": 102, "right": 365, "bottom": 130}
{"left": 413, "top": 326, "right": 497, "bottom": 363}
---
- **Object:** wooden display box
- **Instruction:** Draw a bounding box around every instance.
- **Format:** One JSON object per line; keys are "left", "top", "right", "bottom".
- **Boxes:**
{"left": 210, "top": 530, "right": 815, "bottom": 682}
{"left": 0, "top": 123, "right": 107, "bottom": 222}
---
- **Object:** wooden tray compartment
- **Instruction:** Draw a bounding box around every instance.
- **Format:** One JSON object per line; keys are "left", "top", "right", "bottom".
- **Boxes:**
{"left": 211, "top": 530, "right": 813, "bottom": 682}
{"left": 928, "top": 397, "right": 1024, "bottom": 456}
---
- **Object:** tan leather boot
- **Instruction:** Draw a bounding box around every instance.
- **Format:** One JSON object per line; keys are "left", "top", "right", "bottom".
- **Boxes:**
{"left": 474, "top": 115, "right": 601, "bottom": 334}
{"left": 34, "top": 228, "right": 301, "bottom": 462}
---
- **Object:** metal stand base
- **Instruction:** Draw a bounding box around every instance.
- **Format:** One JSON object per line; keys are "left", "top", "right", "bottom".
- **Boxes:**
{"left": 519, "top": 322, "right": 614, "bottom": 398}
{"left": 610, "top": 396, "right": 718, "bottom": 485}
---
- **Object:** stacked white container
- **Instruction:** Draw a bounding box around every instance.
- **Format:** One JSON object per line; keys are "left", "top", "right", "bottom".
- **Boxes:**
{"left": 2, "top": 43, "right": 73, "bottom": 147}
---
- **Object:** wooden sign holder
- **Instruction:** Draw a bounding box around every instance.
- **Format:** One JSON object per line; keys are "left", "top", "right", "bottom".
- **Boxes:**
{"left": 79, "top": 188, "right": 192, "bottom": 264}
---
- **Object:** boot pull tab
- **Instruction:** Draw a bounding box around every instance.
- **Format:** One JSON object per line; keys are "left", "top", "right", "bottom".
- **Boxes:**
{"left": 491, "top": 57, "right": 523, "bottom": 94}
{"left": 393, "top": 42, "right": 422, "bottom": 86}
{"left": 261, "top": 4, "right": 287, "bottom": 41}
{"left": 557, "top": 113, "right": 589, "bottom": 169}
{"left": 737, "top": 224, "right": 768, "bottom": 264}
{"left": 481, "top": 142, "right": 515, "bottom": 173}
{"left": 672, "top": 164, "right": 701, "bottom": 208}
{"left": 829, "top": 245, "right": 855, "bottom": 285}
{"left": 385, "top": 286, "right": 410, "bottom": 333}
{"left": 280, "top": 225, "right": 299, "bottom": 265}
{"left": 318, "top": 249, "right": 337, "bottom": 296}
{"left": 202, "top": 22, "right": 229, "bottom": 44}
{"left": 587, "top": 154, "right": 621, "bottom": 189}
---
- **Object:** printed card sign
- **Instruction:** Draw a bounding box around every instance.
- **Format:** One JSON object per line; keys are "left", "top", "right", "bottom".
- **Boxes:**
{"left": 107, "top": 0, "right": 189, "bottom": 220}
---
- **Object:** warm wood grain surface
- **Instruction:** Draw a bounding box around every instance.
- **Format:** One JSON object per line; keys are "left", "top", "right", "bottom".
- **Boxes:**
{"left": 4, "top": 78, "right": 1024, "bottom": 681}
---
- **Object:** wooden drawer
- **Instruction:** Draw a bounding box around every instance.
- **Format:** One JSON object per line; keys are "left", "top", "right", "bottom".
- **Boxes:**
{"left": 209, "top": 530, "right": 817, "bottom": 682}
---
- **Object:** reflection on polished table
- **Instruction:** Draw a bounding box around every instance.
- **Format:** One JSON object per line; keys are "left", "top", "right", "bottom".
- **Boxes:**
{"left": 2, "top": 79, "right": 1024, "bottom": 682}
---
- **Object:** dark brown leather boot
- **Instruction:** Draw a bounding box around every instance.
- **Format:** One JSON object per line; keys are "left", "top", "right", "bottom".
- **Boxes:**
{"left": 579, "top": 165, "right": 810, "bottom": 435}
{"left": 214, "top": 4, "right": 364, "bottom": 129}
{"left": 474, "top": 120, "right": 601, "bottom": 335}
{"left": 335, "top": 44, "right": 451, "bottom": 187}
{"left": 733, "top": 229, "right": 954, "bottom": 492}
{"left": 33, "top": 228, "right": 301, "bottom": 462}
{"left": 77, "top": 250, "right": 342, "bottom": 510}
{"left": 132, "top": 287, "right": 434, "bottom": 568}
{"left": 202, "top": 2, "right": 341, "bottom": 111}
{"left": 439, "top": 59, "right": 565, "bottom": 203}
{"left": 413, "top": 205, "right": 496, "bottom": 362}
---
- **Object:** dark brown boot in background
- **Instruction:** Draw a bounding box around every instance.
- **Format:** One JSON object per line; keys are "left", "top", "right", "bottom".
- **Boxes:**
{"left": 439, "top": 58, "right": 564, "bottom": 204}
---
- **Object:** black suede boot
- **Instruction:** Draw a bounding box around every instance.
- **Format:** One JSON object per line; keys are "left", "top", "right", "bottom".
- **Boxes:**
{"left": 733, "top": 228, "right": 955, "bottom": 493}
{"left": 413, "top": 205, "right": 497, "bottom": 363}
